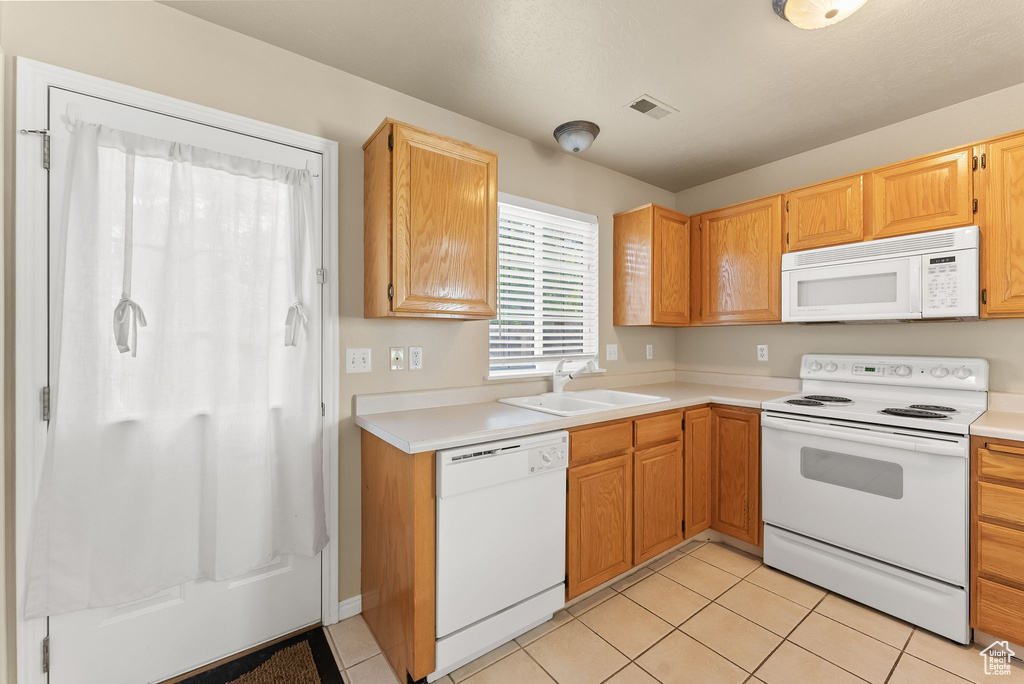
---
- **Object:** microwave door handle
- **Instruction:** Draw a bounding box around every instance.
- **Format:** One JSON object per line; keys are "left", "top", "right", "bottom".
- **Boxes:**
{"left": 910, "top": 257, "right": 923, "bottom": 313}
{"left": 763, "top": 416, "right": 934, "bottom": 454}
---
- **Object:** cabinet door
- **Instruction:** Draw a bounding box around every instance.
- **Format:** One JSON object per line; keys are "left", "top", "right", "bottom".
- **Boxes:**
{"left": 652, "top": 207, "right": 690, "bottom": 325}
{"left": 785, "top": 175, "right": 864, "bottom": 252}
{"left": 710, "top": 406, "right": 761, "bottom": 545}
{"left": 683, "top": 406, "right": 712, "bottom": 538}
{"left": 390, "top": 123, "right": 497, "bottom": 317}
{"left": 634, "top": 441, "right": 683, "bottom": 563}
{"left": 869, "top": 148, "right": 973, "bottom": 240}
{"left": 701, "top": 196, "right": 783, "bottom": 324}
{"left": 567, "top": 454, "right": 633, "bottom": 599}
{"left": 980, "top": 134, "right": 1024, "bottom": 317}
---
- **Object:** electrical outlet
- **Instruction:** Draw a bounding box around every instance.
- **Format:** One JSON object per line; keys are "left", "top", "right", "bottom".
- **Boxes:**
{"left": 606, "top": 344, "right": 618, "bottom": 361}
{"left": 390, "top": 347, "right": 405, "bottom": 371}
{"left": 346, "top": 348, "right": 371, "bottom": 373}
{"left": 409, "top": 347, "right": 423, "bottom": 370}
{"left": 757, "top": 344, "right": 769, "bottom": 362}
{"left": 646, "top": 344, "right": 653, "bottom": 360}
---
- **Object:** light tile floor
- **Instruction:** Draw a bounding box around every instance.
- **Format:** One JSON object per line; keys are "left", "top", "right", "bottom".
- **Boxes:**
{"left": 324, "top": 541, "right": 1024, "bottom": 684}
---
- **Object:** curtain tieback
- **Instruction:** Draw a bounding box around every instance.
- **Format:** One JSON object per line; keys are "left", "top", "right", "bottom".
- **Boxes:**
{"left": 112, "top": 297, "right": 147, "bottom": 357}
{"left": 284, "top": 302, "right": 308, "bottom": 347}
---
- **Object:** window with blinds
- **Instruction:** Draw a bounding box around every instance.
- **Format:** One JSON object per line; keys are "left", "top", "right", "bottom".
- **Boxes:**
{"left": 489, "top": 195, "right": 598, "bottom": 376}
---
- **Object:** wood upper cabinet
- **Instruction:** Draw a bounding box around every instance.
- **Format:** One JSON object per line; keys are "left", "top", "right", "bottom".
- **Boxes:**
{"left": 363, "top": 119, "right": 498, "bottom": 319}
{"left": 978, "top": 133, "right": 1024, "bottom": 317}
{"left": 613, "top": 204, "right": 691, "bottom": 326}
{"left": 699, "top": 195, "right": 783, "bottom": 324}
{"left": 567, "top": 452, "right": 633, "bottom": 599}
{"left": 634, "top": 441, "right": 683, "bottom": 564}
{"left": 868, "top": 147, "right": 973, "bottom": 240}
{"left": 710, "top": 406, "right": 761, "bottom": 546}
{"left": 683, "top": 406, "right": 712, "bottom": 538}
{"left": 971, "top": 435, "right": 1024, "bottom": 646}
{"left": 784, "top": 175, "right": 865, "bottom": 252}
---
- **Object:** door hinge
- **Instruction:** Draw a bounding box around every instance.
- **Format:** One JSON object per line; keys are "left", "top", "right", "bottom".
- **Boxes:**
{"left": 41, "top": 386, "right": 50, "bottom": 423}
{"left": 316, "top": 267, "right": 327, "bottom": 284}
{"left": 388, "top": 283, "right": 394, "bottom": 301}
{"left": 982, "top": 288, "right": 988, "bottom": 305}
{"left": 387, "top": 133, "right": 394, "bottom": 151}
{"left": 981, "top": 153, "right": 987, "bottom": 169}
{"left": 973, "top": 155, "right": 978, "bottom": 171}
{"left": 42, "top": 635, "right": 49, "bottom": 674}
{"left": 321, "top": 402, "right": 326, "bottom": 417}
{"left": 20, "top": 129, "right": 50, "bottom": 170}
{"left": 973, "top": 198, "right": 979, "bottom": 214}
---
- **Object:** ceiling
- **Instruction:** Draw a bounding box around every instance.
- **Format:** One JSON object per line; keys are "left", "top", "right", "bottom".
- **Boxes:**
{"left": 163, "top": 0, "right": 1024, "bottom": 192}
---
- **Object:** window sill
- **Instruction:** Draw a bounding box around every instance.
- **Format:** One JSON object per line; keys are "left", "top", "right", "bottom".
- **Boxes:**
{"left": 484, "top": 368, "right": 607, "bottom": 383}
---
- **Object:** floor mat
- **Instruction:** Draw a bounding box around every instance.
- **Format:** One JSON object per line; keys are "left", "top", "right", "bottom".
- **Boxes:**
{"left": 176, "top": 627, "right": 343, "bottom": 684}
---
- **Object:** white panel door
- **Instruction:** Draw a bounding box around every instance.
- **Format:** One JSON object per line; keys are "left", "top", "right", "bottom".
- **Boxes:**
{"left": 44, "top": 87, "right": 323, "bottom": 684}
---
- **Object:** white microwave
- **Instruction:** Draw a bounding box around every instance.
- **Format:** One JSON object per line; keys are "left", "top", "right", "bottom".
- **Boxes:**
{"left": 782, "top": 226, "right": 979, "bottom": 323}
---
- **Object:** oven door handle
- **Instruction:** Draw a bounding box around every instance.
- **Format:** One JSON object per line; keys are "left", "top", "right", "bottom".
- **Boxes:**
{"left": 761, "top": 416, "right": 965, "bottom": 457}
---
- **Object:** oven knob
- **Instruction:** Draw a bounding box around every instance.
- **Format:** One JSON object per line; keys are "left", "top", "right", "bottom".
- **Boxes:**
{"left": 895, "top": 365, "right": 912, "bottom": 377}
{"left": 824, "top": 362, "right": 838, "bottom": 372}
{"left": 953, "top": 367, "right": 973, "bottom": 380}
{"left": 931, "top": 367, "right": 949, "bottom": 378}
{"left": 808, "top": 361, "right": 822, "bottom": 372}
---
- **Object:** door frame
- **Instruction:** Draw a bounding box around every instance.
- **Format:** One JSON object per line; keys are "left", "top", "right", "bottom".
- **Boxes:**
{"left": 14, "top": 57, "right": 341, "bottom": 684}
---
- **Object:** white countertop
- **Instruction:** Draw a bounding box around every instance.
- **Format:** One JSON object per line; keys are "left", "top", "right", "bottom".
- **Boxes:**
{"left": 971, "top": 410, "right": 1024, "bottom": 442}
{"left": 355, "top": 381, "right": 791, "bottom": 453}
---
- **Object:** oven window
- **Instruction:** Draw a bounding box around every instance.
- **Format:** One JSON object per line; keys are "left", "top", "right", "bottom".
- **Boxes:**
{"left": 797, "top": 272, "right": 898, "bottom": 307}
{"left": 800, "top": 447, "right": 904, "bottom": 499}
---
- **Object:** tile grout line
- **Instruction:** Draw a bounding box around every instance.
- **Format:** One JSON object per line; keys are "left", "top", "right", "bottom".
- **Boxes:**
{"left": 747, "top": 588, "right": 831, "bottom": 681}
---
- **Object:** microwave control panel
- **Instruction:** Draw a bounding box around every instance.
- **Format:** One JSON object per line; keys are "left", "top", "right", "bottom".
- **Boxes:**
{"left": 922, "top": 249, "right": 979, "bottom": 318}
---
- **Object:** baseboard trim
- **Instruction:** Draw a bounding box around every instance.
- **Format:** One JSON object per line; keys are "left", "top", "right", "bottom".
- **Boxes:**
{"left": 338, "top": 595, "right": 362, "bottom": 621}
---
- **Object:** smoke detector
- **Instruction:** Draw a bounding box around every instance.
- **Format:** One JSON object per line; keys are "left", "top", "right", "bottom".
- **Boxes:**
{"left": 626, "top": 95, "right": 678, "bottom": 120}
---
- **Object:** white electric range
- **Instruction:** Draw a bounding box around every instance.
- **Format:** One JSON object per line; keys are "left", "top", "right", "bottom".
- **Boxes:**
{"left": 761, "top": 354, "right": 988, "bottom": 644}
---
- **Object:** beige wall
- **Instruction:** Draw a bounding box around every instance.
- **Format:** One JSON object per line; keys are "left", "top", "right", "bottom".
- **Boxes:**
{"left": 674, "top": 84, "right": 1024, "bottom": 392}
{"left": 0, "top": 0, "right": 678, "bottom": 629}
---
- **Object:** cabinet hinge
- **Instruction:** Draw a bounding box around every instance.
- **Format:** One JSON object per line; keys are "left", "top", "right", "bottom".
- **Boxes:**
{"left": 785, "top": 200, "right": 789, "bottom": 212}
{"left": 20, "top": 129, "right": 50, "bottom": 170}
{"left": 387, "top": 133, "right": 394, "bottom": 151}
{"left": 973, "top": 155, "right": 978, "bottom": 171}
{"left": 42, "top": 635, "right": 49, "bottom": 674}
{"left": 982, "top": 288, "right": 988, "bottom": 305}
{"left": 786, "top": 232, "right": 790, "bottom": 245}
{"left": 973, "top": 198, "right": 979, "bottom": 214}
{"left": 981, "top": 153, "right": 987, "bottom": 169}
{"left": 40, "top": 386, "right": 50, "bottom": 423}
{"left": 387, "top": 283, "right": 394, "bottom": 301}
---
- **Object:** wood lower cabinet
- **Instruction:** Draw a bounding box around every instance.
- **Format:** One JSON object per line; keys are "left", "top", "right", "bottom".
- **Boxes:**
{"left": 683, "top": 406, "right": 712, "bottom": 538}
{"left": 699, "top": 195, "right": 783, "bottom": 324}
{"left": 784, "top": 174, "right": 865, "bottom": 252}
{"left": 972, "top": 435, "right": 1024, "bottom": 645}
{"left": 613, "top": 204, "right": 691, "bottom": 326}
{"left": 868, "top": 147, "right": 973, "bottom": 240}
{"left": 710, "top": 406, "right": 761, "bottom": 546}
{"left": 979, "top": 132, "right": 1024, "bottom": 317}
{"left": 364, "top": 118, "right": 498, "bottom": 319}
{"left": 567, "top": 452, "right": 633, "bottom": 599}
{"left": 634, "top": 440, "right": 684, "bottom": 563}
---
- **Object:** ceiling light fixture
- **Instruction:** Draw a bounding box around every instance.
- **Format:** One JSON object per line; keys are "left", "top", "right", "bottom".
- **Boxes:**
{"left": 772, "top": 0, "right": 868, "bottom": 29}
{"left": 553, "top": 120, "right": 600, "bottom": 153}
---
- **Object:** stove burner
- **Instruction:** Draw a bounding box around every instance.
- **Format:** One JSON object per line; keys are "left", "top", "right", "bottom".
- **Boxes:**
{"left": 908, "top": 404, "right": 957, "bottom": 413}
{"left": 879, "top": 408, "right": 951, "bottom": 420}
{"left": 803, "top": 395, "right": 853, "bottom": 403}
{"left": 787, "top": 399, "right": 824, "bottom": 406}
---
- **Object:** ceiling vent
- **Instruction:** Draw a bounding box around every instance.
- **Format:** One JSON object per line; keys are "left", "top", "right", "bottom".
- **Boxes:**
{"left": 626, "top": 94, "right": 678, "bottom": 120}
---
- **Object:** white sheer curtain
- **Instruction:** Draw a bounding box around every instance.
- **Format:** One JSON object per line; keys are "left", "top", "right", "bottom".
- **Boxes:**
{"left": 26, "top": 122, "right": 327, "bottom": 618}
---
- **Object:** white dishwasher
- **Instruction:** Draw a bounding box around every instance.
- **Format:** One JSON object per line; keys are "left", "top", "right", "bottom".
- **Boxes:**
{"left": 431, "top": 431, "right": 568, "bottom": 681}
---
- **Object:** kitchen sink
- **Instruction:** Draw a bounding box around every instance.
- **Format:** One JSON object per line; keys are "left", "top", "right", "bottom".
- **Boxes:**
{"left": 500, "top": 390, "right": 669, "bottom": 417}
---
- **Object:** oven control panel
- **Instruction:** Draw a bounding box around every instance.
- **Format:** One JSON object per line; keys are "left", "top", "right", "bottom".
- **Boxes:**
{"left": 802, "top": 355, "right": 989, "bottom": 390}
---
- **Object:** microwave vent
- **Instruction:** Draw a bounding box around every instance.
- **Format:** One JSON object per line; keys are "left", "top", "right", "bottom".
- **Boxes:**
{"left": 792, "top": 232, "right": 957, "bottom": 268}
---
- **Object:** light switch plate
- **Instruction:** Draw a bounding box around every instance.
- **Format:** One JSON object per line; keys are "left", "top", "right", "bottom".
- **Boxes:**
{"left": 606, "top": 344, "right": 618, "bottom": 361}
{"left": 390, "top": 347, "right": 405, "bottom": 371}
{"left": 346, "top": 348, "right": 371, "bottom": 373}
{"left": 646, "top": 344, "right": 653, "bottom": 360}
{"left": 409, "top": 347, "right": 423, "bottom": 370}
{"left": 757, "top": 344, "right": 769, "bottom": 362}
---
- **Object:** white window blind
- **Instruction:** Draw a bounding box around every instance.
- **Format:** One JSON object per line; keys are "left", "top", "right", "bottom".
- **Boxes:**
{"left": 489, "top": 196, "right": 598, "bottom": 376}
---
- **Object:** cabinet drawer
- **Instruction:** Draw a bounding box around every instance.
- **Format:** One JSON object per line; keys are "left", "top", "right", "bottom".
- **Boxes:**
{"left": 979, "top": 481, "right": 1024, "bottom": 528}
{"left": 980, "top": 445, "right": 1024, "bottom": 485}
{"left": 977, "top": 522, "right": 1024, "bottom": 585}
{"left": 975, "top": 578, "right": 1024, "bottom": 646}
{"left": 634, "top": 410, "right": 683, "bottom": 447}
{"left": 570, "top": 421, "right": 633, "bottom": 465}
